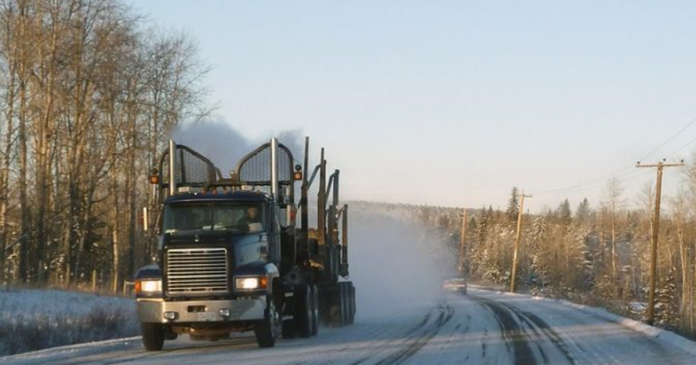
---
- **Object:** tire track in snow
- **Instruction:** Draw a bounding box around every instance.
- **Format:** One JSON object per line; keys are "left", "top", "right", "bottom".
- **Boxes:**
{"left": 518, "top": 310, "right": 575, "bottom": 364}
{"left": 472, "top": 295, "right": 576, "bottom": 365}
{"left": 482, "top": 328, "right": 489, "bottom": 359}
{"left": 335, "top": 311, "right": 438, "bottom": 365}
{"left": 343, "top": 307, "right": 440, "bottom": 365}
{"left": 471, "top": 296, "right": 537, "bottom": 365}
{"left": 439, "top": 313, "right": 472, "bottom": 363}
{"left": 373, "top": 302, "right": 454, "bottom": 365}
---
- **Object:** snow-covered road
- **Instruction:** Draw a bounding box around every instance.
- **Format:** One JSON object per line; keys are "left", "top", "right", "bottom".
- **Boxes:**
{"left": 4, "top": 288, "right": 695, "bottom": 365}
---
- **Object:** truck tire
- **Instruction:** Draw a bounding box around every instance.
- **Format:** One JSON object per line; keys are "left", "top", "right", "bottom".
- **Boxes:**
{"left": 319, "top": 289, "right": 331, "bottom": 326}
{"left": 141, "top": 323, "right": 164, "bottom": 351}
{"left": 347, "top": 284, "right": 356, "bottom": 324}
{"left": 328, "top": 291, "right": 341, "bottom": 326}
{"left": 340, "top": 282, "right": 350, "bottom": 325}
{"left": 282, "top": 319, "right": 296, "bottom": 339}
{"left": 255, "top": 295, "right": 280, "bottom": 348}
{"left": 295, "top": 284, "right": 312, "bottom": 338}
{"left": 330, "top": 283, "right": 348, "bottom": 326}
{"left": 310, "top": 284, "right": 319, "bottom": 335}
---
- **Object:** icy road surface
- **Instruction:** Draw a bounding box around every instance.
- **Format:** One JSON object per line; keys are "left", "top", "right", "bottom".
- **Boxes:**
{"left": 4, "top": 288, "right": 695, "bottom": 365}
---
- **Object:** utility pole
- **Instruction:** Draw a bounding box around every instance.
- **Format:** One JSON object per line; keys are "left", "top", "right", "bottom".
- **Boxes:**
{"left": 636, "top": 161, "right": 683, "bottom": 325}
{"left": 458, "top": 210, "right": 467, "bottom": 274}
{"left": 510, "top": 193, "right": 532, "bottom": 293}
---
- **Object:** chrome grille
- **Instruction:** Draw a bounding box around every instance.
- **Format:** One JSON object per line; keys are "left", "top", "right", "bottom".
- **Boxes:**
{"left": 166, "top": 248, "right": 229, "bottom": 295}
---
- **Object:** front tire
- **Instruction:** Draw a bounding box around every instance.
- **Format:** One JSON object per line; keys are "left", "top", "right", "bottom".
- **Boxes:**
{"left": 141, "top": 323, "right": 164, "bottom": 351}
{"left": 255, "top": 296, "right": 281, "bottom": 348}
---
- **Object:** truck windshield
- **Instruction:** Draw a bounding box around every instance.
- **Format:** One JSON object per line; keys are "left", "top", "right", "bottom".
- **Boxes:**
{"left": 163, "top": 203, "right": 265, "bottom": 234}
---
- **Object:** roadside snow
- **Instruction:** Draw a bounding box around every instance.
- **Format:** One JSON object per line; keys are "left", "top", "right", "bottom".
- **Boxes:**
{"left": 0, "top": 288, "right": 135, "bottom": 317}
{"left": 474, "top": 286, "right": 696, "bottom": 358}
{"left": 553, "top": 297, "right": 696, "bottom": 357}
{"left": 0, "top": 289, "right": 138, "bottom": 356}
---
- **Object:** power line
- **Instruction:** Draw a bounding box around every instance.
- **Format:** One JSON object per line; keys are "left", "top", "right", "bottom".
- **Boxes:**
{"left": 665, "top": 134, "right": 696, "bottom": 160}
{"left": 532, "top": 165, "right": 633, "bottom": 195}
{"left": 533, "top": 168, "right": 651, "bottom": 196}
{"left": 531, "top": 115, "right": 696, "bottom": 198}
{"left": 638, "top": 117, "right": 696, "bottom": 162}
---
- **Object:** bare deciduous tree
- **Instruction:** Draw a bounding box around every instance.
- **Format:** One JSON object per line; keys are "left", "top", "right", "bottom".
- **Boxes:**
{"left": 0, "top": 0, "right": 209, "bottom": 289}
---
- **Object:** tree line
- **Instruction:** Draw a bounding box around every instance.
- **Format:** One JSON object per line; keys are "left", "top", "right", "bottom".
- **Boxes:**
{"left": 419, "top": 169, "right": 696, "bottom": 336}
{"left": 0, "top": 0, "right": 208, "bottom": 290}
{"left": 355, "top": 165, "right": 696, "bottom": 336}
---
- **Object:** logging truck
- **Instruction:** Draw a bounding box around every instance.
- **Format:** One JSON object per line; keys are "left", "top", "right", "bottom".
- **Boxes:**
{"left": 134, "top": 137, "right": 355, "bottom": 350}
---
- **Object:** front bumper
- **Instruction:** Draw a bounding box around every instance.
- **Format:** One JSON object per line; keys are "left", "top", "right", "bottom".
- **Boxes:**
{"left": 137, "top": 297, "right": 266, "bottom": 324}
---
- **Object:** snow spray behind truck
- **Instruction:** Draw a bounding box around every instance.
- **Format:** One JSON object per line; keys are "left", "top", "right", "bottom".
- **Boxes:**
{"left": 134, "top": 137, "right": 355, "bottom": 351}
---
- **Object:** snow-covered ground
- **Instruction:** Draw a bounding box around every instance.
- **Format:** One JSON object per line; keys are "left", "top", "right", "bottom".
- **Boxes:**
{"left": 4, "top": 288, "right": 696, "bottom": 364}
{"left": 0, "top": 289, "right": 138, "bottom": 356}
{"left": 3, "top": 205, "right": 696, "bottom": 363}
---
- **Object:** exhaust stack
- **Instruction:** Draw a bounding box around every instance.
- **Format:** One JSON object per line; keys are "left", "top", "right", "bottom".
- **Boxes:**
{"left": 271, "top": 137, "right": 279, "bottom": 201}
{"left": 168, "top": 140, "right": 177, "bottom": 196}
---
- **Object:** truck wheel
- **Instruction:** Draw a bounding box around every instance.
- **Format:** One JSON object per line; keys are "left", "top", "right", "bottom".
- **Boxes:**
{"left": 295, "top": 284, "right": 312, "bottom": 338}
{"left": 340, "top": 282, "right": 350, "bottom": 325}
{"left": 310, "top": 284, "right": 319, "bottom": 335}
{"left": 348, "top": 284, "right": 356, "bottom": 324}
{"left": 329, "top": 291, "right": 341, "bottom": 326}
{"left": 282, "top": 319, "right": 296, "bottom": 339}
{"left": 319, "top": 289, "right": 331, "bottom": 326}
{"left": 255, "top": 296, "right": 280, "bottom": 348}
{"left": 330, "top": 284, "right": 347, "bottom": 326}
{"left": 141, "top": 323, "right": 164, "bottom": 351}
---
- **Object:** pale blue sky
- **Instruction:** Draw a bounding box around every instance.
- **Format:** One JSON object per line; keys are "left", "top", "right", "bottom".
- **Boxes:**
{"left": 127, "top": 0, "right": 696, "bottom": 212}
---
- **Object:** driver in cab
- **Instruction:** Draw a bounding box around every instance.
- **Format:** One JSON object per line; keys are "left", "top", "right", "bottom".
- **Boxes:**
{"left": 240, "top": 206, "right": 263, "bottom": 233}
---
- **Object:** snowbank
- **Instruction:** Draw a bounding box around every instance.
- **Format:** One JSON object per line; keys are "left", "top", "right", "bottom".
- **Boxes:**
{"left": 471, "top": 285, "right": 696, "bottom": 357}
{"left": 0, "top": 289, "right": 138, "bottom": 356}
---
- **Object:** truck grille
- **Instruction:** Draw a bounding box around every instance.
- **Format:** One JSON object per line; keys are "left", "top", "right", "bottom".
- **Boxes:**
{"left": 166, "top": 248, "right": 229, "bottom": 295}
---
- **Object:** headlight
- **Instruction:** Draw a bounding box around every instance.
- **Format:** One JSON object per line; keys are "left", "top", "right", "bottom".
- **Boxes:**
{"left": 135, "top": 279, "right": 162, "bottom": 294}
{"left": 235, "top": 277, "right": 267, "bottom": 290}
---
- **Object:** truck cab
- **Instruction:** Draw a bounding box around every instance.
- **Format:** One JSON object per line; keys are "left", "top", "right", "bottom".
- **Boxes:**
{"left": 136, "top": 191, "right": 284, "bottom": 350}
{"left": 161, "top": 192, "right": 281, "bottom": 268}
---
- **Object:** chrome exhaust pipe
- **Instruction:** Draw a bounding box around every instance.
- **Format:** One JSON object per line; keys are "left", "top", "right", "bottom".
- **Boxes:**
{"left": 168, "top": 140, "right": 177, "bottom": 196}
{"left": 271, "top": 138, "right": 279, "bottom": 201}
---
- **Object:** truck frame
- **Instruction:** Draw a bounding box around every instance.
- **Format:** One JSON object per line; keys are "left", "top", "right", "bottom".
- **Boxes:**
{"left": 134, "top": 137, "right": 355, "bottom": 350}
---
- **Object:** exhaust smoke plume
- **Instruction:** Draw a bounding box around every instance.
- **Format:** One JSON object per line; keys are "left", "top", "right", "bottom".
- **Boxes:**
{"left": 348, "top": 204, "right": 446, "bottom": 320}
{"left": 172, "top": 121, "right": 304, "bottom": 174}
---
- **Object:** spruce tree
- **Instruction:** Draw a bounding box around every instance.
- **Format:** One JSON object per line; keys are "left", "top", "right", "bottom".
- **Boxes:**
{"left": 575, "top": 198, "right": 590, "bottom": 224}
{"left": 506, "top": 187, "right": 520, "bottom": 222}
{"left": 557, "top": 199, "right": 572, "bottom": 225}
